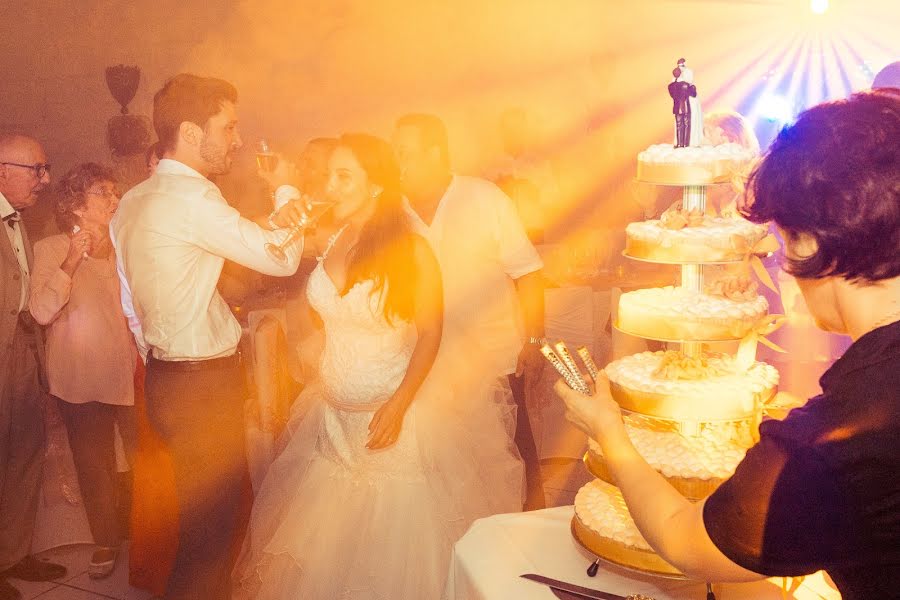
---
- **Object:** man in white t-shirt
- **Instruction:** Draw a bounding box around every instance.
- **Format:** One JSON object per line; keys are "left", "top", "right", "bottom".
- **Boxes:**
{"left": 392, "top": 114, "right": 546, "bottom": 510}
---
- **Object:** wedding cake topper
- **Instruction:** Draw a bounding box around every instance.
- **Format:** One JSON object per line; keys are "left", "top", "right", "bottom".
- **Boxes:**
{"left": 668, "top": 58, "right": 703, "bottom": 148}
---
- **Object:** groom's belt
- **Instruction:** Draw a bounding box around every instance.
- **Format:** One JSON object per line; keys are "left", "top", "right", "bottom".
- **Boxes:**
{"left": 147, "top": 349, "right": 242, "bottom": 372}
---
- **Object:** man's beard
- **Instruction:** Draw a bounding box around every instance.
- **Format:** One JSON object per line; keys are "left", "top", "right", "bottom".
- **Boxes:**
{"left": 200, "top": 137, "right": 231, "bottom": 175}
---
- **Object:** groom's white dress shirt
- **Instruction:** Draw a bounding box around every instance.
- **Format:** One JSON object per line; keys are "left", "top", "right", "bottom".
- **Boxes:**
{"left": 110, "top": 159, "right": 302, "bottom": 361}
{"left": 406, "top": 175, "right": 542, "bottom": 375}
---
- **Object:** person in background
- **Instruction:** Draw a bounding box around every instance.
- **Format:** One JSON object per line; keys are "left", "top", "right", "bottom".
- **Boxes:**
{"left": 29, "top": 163, "right": 137, "bottom": 580}
{"left": 703, "top": 110, "right": 760, "bottom": 154}
{"left": 0, "top": 133, "right": 67, "bottom": 600}
{"left": 284, "top": 137, "right": 338, "bottom": 388}
{"left": 872, "top": 60, "right": 900, "bottom": 90}
{"left": 556, "top": 91, "right": 900, "bottom": 598}
{"left": 295, "top": 137, "right": 337, "bottom": 203}
{"left": 393, "top": 113, "right": 545, "bottom": 510}
{"left": 491, "top": 107, "right": 558, "bottom": 244}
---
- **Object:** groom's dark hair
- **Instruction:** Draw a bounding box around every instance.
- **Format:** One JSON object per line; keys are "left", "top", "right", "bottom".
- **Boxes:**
{"left": 153, "top": 73, "right": 237, "bottom": 154}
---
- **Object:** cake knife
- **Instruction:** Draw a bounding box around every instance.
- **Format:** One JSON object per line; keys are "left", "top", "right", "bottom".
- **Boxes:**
{"left": 550, "top": 587, "right": 597, "bottom": 600}
{"left": 520, "top": 574, "right": 655, "bottom": 600}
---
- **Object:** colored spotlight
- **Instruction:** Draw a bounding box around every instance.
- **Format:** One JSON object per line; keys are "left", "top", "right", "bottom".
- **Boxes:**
{"left": 758, "top": 94, "right": 794, "bottom": 123}
{"left": 810, "top": 0, "right": 828, "bottom": 15}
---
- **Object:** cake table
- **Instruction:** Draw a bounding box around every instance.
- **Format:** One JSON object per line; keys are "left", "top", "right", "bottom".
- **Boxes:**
{"left": 444, "top": 507, "right": 839, "bottom": 600}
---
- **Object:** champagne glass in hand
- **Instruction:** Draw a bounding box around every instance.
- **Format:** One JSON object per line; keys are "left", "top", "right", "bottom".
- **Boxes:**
{"left": 256, "top": 139, "right": 278, "bottom": 172}
{"left": 265, "top": 196, "right": 335, "bottom": 264}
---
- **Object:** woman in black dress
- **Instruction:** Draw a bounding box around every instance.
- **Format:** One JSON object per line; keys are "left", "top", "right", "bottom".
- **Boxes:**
{"left": 556, "top": 90, "right": 900, "bottom": 599}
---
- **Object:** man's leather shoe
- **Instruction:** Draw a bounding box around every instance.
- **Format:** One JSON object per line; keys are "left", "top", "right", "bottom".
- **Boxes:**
{"left": 2, "top": 555, "right": 67, "bottom": 582}
{"left": 0, "top": 579, "right": 22, "bottom": 600}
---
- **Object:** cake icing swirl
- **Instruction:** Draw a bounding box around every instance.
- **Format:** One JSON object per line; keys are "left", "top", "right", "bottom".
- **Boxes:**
{"left": 574, "top": 480, "right": 652, "bottom": 551}
{"left": 604, "top": 350, "right": 779, "bottom": 420}
{"left": 617, "top": 286, "right": 768, "bottom": 341}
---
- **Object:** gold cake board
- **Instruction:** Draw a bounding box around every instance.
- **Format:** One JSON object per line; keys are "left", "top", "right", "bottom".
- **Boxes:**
{"left": 570, "top": 514, "right": 684, "bottom": 579}
{"left": 583, "top": 451, "right": 722, "bottom": 501}
{"left": 623, "top": 242, "right": 745, "bottom": 265}
{"left": 608, "top": 379, "right": 770, "bottom": 423}
{"left": 612, "top": 322, "right": 746, "bottom": 345}
{"left": 636, "top": 162, "right": 737, "bottom": 186}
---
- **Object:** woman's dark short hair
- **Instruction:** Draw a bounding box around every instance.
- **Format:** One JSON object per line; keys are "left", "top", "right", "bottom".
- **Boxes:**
{"left": 55, "top": 163, "right": 117, "bottom": 232}
{"left": 744, "top": 91, "right": 899, "bottom": 283}
{"left": 153, "top": 74, "right": 237, "bottom": 154}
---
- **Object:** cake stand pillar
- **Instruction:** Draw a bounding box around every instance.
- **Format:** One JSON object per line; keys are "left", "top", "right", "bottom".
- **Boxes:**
{"left": 680, "top": 185, "right": 707, "bottom": 358}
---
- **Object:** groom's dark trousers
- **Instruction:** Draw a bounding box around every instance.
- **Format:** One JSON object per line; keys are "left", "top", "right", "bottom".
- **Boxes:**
{"left": 145, "top": 351, "right": 248, "bottom": 600}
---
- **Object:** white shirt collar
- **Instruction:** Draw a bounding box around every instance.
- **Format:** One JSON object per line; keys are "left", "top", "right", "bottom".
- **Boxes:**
{"left": 402, "top": 174, "right": 458, "bottom": 227}
{"left": 0, "top": 191, "right": 17, "bottom": 220}
{"left": 156, "top": 158, "right": 208, "bottom": 180}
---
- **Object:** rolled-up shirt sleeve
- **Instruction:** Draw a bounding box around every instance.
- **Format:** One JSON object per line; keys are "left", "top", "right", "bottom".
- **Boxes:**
{"left": 490, "top": 185, "right": 542, "bottom": 280}
{"left": 29, "top": 242, "right": 72, "bottom": 325}
{"left": 190, "top": 187, "right": 303, "bottom": 276}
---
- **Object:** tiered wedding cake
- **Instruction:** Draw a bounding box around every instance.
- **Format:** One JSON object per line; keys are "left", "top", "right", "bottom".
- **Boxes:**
{"left": 571, "top": 143, "right": 779, "bottom": 577}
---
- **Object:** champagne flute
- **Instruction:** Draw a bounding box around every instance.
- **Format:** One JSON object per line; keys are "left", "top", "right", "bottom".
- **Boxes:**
{"left": 256, "top": 139, "right": 278, "bottom": 172}
{"left": 265, "top": 198, "right": 335, "bottom": 264}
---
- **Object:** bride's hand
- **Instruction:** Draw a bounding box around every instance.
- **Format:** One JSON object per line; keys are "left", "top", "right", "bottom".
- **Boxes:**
{"left": 366, "top": 394, "right": 411, "bottom": 450}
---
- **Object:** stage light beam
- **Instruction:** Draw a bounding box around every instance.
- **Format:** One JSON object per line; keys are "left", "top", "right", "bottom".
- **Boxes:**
{"left": 758, "top": 94, "right": 795, "bottom": 123}
{"left": 810, "top": 0, "right": 829, "bottom": 15}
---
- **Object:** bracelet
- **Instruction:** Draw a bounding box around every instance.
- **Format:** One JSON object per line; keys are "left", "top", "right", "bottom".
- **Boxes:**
{"left": 267, "top": 210, "right": 279, "bottom": 230}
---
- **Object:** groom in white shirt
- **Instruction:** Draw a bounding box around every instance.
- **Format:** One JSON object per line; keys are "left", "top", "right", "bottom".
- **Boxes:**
{"left": 392, "top": 113, "right": 546, "bottom": 510}
{"left": 111, "top": 74, "right": 305, "bottom": 600}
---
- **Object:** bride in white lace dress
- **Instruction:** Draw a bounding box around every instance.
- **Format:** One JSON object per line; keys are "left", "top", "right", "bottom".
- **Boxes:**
{"left": 235, "top": 134, "right": 523, "bottom": 599}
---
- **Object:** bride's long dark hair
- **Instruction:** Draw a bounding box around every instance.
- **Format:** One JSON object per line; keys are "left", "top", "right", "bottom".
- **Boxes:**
{"left": 339, "top": 133, "right": 418, "bottom": 323}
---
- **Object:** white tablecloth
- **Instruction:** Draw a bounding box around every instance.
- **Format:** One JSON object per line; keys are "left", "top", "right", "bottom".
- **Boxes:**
{"left": 445, "top": 506, "right": 840, "bottom": 600}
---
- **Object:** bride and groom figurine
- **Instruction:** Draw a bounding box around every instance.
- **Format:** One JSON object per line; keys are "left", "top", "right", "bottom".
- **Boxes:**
{"left": 668, "top": 57, "right": 703, "bottom": 147}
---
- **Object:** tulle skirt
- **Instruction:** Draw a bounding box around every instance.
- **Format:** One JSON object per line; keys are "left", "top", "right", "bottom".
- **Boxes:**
{"left": 234, "top": 346, "right": 524, "bottom": 599}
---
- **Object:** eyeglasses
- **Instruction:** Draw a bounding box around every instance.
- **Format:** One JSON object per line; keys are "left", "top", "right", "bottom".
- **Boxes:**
{"left": 1, "top": 162, "right": 51, "bottom": 179}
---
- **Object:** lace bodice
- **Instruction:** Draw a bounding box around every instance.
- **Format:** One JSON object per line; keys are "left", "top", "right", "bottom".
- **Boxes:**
{"left": 306, "top": 235, "right": 416, "bottom": 407}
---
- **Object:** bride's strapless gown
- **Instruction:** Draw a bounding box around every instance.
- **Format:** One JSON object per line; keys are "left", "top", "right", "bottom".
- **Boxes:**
{"left": 235, "top": 256, "right": 524, "bottom": 599}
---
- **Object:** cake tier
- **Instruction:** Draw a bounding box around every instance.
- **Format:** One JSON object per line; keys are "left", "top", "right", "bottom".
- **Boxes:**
{"left": 636, "top": 143, "right": 755, "bottom": 185}
{"left": 573, "top": 480, "right": 682, "bottom": 577}
{"left": 624, "top": 217, "right": 768, "bottom": 263}
{"left": 584, "top": 418, "right": 753, "bottom": 499}
{"left": 604, "top": 350, "right": 778, "bottom": 421}
{"left": 616, "top": 286, "right": 768, "bottom": 341}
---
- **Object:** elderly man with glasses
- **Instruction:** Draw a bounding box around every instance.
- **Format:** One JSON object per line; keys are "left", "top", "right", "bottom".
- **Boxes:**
{"left": 0, "top": 133, "right": 67, "bottom": 600}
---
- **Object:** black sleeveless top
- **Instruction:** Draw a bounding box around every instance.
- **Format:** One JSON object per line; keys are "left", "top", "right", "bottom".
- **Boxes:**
{"left": 703, "top": 320, "right": 900, "bottom": 599}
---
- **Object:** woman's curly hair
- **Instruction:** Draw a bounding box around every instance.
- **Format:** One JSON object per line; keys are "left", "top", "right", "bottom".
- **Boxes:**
{"left": 55, "top": 163, "right": 117, "bottom": 232}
